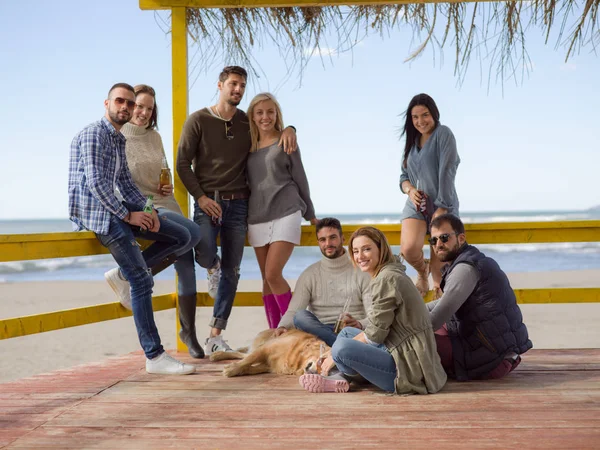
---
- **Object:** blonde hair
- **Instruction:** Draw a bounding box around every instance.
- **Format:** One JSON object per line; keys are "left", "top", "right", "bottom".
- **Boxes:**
{"left": 348, "top": 227, "right": 395, "bottom": 277}
{"left": 247, "top": 92, "right": 284, "bottom": 152}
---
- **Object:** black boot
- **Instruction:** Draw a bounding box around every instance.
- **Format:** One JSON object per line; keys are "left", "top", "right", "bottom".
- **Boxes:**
{"left": 178, "top": 294, "right": 204, "bottom": 359}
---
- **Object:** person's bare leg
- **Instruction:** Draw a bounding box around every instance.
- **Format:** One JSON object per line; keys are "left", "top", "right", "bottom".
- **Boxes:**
{"left": 400, "top": 218, "right": 429, "bottom": 297}
{"left": 254, "top": 245, "right": 272, "bottom": 296}
{"left": 429, "top": 246, "right": 444, "bottom": 299}
{"left": 264, "top": 241, "right": 295, "bottom": 295}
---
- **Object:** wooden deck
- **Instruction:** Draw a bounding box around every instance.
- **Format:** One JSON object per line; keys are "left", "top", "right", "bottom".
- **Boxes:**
{"left": 1, "top": 349, "right": 599, "bottom": 449}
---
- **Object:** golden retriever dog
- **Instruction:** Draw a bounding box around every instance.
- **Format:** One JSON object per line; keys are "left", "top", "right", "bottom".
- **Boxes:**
{"left": 210, "top": 329, "right": 329, "bottom": 377}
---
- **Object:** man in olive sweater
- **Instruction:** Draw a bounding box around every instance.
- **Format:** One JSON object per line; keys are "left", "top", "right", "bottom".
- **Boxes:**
{"left": 177, "top": 66, "right": 298, "bottom": 355}
{"left": 275, "top": 218, "right": 372, "bottom": 346}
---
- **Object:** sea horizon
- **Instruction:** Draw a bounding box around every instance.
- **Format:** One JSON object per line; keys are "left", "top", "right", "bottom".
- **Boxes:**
{"left": 1, "top": 209, "right": 600, "bottom": 284}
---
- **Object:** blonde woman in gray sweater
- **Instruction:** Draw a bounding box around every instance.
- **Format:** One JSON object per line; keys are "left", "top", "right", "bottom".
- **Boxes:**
{"left": 246, "top": 93, "right": 318, "bottom": 328}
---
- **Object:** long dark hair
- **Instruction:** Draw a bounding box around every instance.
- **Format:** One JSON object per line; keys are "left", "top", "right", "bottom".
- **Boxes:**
{"left": 401, "top": 93, "right": 440, "bottom": 168}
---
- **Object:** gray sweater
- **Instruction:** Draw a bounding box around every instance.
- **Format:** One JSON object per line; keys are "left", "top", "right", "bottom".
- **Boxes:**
{"left": 399, "top": 124, "right": 460, "bottom": 221}
{"left": 278, "top": 251, "right": 372, "bottom": 329}
{"left": 246, "top": 143, "right": 315, "bottom": 224}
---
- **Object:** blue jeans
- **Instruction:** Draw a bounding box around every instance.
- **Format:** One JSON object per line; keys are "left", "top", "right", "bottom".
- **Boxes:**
{"left": 293, "top": 310, "right": 337, "bottom": 347}
{"left": 157, "top": 208, "right": 201, "bottom": 296}
{"left": 193, "top": 198, "right": 248, "bottom": 330}
{"left": 332, "top": 327, "right": 397, "bottom": 393}
{"left": 96, "top": 211, "right": 200, "bottom": 359}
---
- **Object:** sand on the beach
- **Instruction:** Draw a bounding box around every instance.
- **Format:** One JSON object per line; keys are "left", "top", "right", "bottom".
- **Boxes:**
{"left": 1, "top": 270, "right": 599, "bottom": 383}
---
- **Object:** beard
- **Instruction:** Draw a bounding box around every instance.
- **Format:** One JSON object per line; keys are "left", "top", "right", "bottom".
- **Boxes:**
{"left": 322, "top": 246, "right": 345, "bottom": 260}
{"left": 436, "top": 242, "right": 462, "bottom": 263}
{"left": 109, "top": 109, "right": 130, "bottom": 126}
{"left": 227, "top": 97, "right": 241, "bottom": 107}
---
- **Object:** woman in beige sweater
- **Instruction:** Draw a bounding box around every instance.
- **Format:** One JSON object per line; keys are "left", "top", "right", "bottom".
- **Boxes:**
{"left": 105, "top": 85, "right": 204, "bottom": 359}
{"left": 300, "top": 226, "right": 446, "bottom": 394}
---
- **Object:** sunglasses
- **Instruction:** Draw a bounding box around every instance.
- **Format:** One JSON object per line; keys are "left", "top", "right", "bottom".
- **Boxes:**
{"left": 428, "top": 232, "right": 459, "bottom": 246}
{"left": 113, "top": 97, "right": 136, "bottom": 108}
{"left": 225, "top": 120, "right": 234, "bottom": 140}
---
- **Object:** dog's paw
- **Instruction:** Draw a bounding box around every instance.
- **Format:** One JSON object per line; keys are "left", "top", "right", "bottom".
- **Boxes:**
{"left": 223, "top": 363, "right": 240, "bottom": 377}
{"left": 210, "top": 351, "right": 226, "bottom": 362}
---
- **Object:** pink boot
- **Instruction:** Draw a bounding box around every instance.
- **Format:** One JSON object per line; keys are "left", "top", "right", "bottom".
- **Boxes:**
{"left": 263, "top": 294, "right": 281, "bottom": 329}
{"left": 274, "top": 290, "right": 292, "bottom": 317}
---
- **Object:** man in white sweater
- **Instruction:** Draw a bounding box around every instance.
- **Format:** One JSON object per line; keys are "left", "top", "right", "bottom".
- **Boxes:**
{"left": 274, "top": 218, "right": 372, "bottom": 346}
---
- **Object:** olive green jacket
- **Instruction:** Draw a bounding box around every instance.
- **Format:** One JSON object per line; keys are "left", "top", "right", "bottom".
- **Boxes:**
{"left": 364, "top": 261, "right": 447, "bottom": 394}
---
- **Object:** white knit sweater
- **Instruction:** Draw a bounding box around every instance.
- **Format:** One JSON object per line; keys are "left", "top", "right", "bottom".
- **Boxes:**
{"left": 279, "top": 251, "right": 372, "bottom": 329}
{"left": 121, "top": 123, "right": 182, "bottom": 214}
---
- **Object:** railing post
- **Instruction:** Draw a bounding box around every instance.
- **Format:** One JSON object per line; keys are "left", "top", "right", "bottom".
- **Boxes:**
{"left": 171, "top": 6, "right": 189, "bottom": 353}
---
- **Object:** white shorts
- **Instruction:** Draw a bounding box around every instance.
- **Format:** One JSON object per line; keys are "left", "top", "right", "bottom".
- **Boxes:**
{"left": 248, "top": 210, "right": 302, "bottom": 247}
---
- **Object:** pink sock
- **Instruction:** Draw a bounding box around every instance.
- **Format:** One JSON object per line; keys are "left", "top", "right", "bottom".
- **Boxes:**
{"left": 263, "top": 294, "right": 281, "bottom": 329}
{"left": 274, "top": 290, "right": 292, "bottom": 317}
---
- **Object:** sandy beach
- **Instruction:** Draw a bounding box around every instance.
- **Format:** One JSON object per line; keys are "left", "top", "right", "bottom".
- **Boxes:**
{"left": 1, "top": 270, "right": 599, "bottom": 383}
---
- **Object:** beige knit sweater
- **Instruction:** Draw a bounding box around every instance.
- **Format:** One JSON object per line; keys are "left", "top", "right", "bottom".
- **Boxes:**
{"left": 121, "top": 123, "right": 182, "bottom": 214}
{"left": 279, "top": 251, "right": 372, "bottom": 329}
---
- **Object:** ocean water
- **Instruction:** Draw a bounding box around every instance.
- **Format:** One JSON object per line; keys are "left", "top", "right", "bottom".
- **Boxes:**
{"left": 1, "top": 210, "right": 600, "bottom": 283}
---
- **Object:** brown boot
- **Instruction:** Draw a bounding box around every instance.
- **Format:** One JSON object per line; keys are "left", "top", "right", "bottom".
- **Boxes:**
{"left": 178, "top": 294, "right": 204, "bottom": 359}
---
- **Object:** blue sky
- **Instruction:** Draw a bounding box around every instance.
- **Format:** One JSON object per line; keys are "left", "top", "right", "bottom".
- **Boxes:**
{"left": 0, "top": 1, "right": 598, "bottom": 220}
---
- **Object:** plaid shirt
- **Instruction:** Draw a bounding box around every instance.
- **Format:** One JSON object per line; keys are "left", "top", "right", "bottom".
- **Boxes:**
{"left": 69, "top": 117, "right": 146, "bottom": 235}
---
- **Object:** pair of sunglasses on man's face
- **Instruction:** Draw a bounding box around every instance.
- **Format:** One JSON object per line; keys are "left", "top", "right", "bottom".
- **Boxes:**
{"left": 428, "top": 232, "right": 459, "bottom": 246}
{"left": 225, "top": 120, "right": 234, "bottom": 140}
{"left": 113, "top": 97, "right": 136, "bottom": 108}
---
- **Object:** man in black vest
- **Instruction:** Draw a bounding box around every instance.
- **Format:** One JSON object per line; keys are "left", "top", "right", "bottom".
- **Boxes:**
{"left": 427, "top": 213, "right": 532, "bottom": 381}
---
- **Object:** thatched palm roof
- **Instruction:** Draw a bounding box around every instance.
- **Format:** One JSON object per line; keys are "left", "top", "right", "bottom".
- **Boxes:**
{"left": 180, "top": 1, "right": 599, "bottom": 83}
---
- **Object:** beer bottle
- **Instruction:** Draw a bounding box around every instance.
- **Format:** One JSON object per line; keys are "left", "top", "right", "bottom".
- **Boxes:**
{"left": 143, "top": 195, "right": 154, "bottom": 213}
{"left": 159, "top": 168, "right": 171, "bottom": 189}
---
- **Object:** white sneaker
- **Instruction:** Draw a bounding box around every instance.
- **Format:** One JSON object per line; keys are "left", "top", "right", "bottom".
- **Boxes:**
{"left": 146, "top": 352, "right": 196, "bottom": 375}
{"left": 105, "top": 268, "right": 132, "bottom": 310}
{"left": 207, "top": 261, "right": 221, "bottom": 299}
{"left": 204, "top": 335, "right": 233, "bottom": 356}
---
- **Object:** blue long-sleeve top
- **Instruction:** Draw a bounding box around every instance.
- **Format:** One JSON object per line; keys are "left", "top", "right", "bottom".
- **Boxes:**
{"left": 399, "top": 124, "right": 460, "bottom": 220}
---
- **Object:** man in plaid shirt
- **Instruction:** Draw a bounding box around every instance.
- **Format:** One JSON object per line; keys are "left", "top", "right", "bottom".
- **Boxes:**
{"left": 68, "top": 83, "right": 197, "bottom": 375}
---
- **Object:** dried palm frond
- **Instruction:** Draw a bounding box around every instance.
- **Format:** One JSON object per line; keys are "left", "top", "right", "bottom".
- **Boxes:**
{"left": 181, "top": 1, "right": 599, "bottom": 84}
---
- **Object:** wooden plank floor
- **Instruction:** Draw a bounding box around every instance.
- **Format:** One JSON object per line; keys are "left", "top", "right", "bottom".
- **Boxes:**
{"left": 1, "top": 349, "right": 599, "bottom": 449}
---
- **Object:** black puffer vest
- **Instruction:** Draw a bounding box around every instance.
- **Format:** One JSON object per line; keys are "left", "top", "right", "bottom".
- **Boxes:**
{"left": 441, "top": 244, "right": 532, "bottom": 381}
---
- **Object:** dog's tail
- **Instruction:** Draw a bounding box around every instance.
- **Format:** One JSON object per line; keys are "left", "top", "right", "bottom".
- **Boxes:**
{"left": 209, "top": 350, "right": 247, "bottom": 361}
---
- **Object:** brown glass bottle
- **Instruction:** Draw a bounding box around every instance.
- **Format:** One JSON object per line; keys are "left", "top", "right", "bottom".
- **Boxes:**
{"left": 159, "top": 168, "right": 171, "bottom": 188}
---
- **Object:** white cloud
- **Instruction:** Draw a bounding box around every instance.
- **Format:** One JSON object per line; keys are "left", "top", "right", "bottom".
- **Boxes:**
{"left": 560, "top": 62, "right": 577, "bottom": 72}
{"left": 303, "top": 47, "right": 337, "bottom": 57}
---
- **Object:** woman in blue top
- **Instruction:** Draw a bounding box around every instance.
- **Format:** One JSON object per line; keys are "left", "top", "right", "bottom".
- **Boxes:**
{"left": 399, "top": 94, "right": 460, "bottom": 299}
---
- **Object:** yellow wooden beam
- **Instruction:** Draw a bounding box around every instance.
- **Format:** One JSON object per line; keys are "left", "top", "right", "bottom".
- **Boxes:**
{"left": 514, "top": 288, "right": 600, "bottom": 304}
{"left": 2, "top": 221, "right": 599, "bottom": 263}
{"left": 171, "top": 7, "right": 189, "bottom": 219}
{"left": 140, "top": 0, "right": 490, "bottom": 10}
{"left": 3, "top": 287, "right": 597, "bottom": 340}
{"left": 0, "top": 294, "right": 175, "bottom": 340}
{"left": 171, "top": 6, "right": 190, "bottom": 353}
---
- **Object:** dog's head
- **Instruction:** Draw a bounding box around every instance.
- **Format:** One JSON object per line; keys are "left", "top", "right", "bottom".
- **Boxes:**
{"left": 302, "top": 339, "right": 330, "bottom": 374}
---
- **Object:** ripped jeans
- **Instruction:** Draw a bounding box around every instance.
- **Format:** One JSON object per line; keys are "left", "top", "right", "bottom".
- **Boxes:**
{"left": 96, "top": 209, "right": 200, "bottom": 359}
{"left": 193, "top": 198, "right": 248, "bottom": 330}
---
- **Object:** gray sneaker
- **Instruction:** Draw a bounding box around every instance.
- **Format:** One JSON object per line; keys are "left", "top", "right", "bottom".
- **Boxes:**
{"left": 105, "top": 268, "right": 132, "bottom": 310}
{"left": 146, "top": 352, "right": 196, "bottom": 375}
{"left": 207, "top": 261, "right": 221, "bottom": 299}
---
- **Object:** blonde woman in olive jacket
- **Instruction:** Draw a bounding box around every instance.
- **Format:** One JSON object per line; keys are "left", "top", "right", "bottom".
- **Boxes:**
{"left": 300, "top": 226, "right": 447, "bottom": 394}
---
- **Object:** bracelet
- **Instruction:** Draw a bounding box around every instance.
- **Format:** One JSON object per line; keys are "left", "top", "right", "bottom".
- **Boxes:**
{"left": 124, "top": 212, "right": 131, "bottom": 223}
{"left": 286, "top": 125, "right": 296, "bottom": 132}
